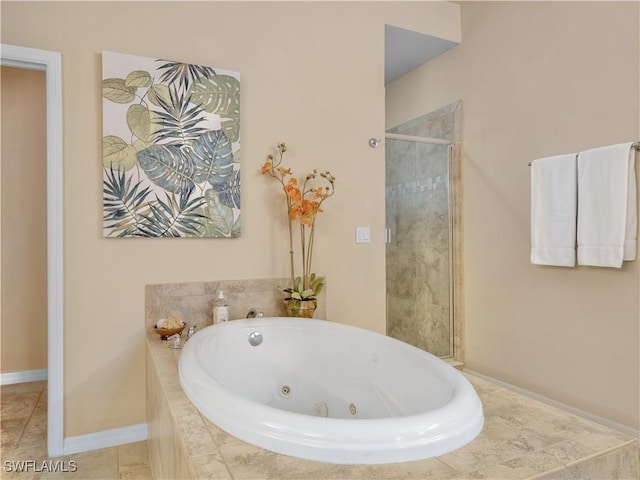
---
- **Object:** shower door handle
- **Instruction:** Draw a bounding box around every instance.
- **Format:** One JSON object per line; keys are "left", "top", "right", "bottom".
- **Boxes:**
{"left": 385, "top": 228, "right": 391, "bottom": 244}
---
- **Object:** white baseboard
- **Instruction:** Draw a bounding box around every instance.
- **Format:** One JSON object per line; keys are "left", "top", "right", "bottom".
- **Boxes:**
{"left": 63, "top": 423, "right": 148, "bottom": 455}
{"left": 465, "top": 369, "right": 640, "bottom": 439}
{"left": 0, "top": 369, "right": 48, "bottom": 385}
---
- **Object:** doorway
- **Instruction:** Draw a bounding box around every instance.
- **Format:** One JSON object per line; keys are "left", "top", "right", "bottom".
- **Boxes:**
{"left": 1, "top": 66, "right": 48, "bottom": 376}
{"left": 0, "top": 44, "right": 64, "bottom": 457}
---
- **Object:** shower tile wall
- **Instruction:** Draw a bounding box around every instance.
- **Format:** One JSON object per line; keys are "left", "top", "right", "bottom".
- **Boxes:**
{"left": 386, "top": 101, "right": 460, "bottom": 358}
{"left": 387, "top": 100, "right": 460, "bottom": 140}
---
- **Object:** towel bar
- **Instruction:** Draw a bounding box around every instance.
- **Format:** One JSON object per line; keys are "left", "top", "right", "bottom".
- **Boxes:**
{"left": 528, "top": 142, "right": 640, "bottom": 166}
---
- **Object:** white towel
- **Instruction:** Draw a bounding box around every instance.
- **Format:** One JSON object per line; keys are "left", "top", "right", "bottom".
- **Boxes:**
{"left": 577, "top": 142, "right": 637, "bottom": 268}
{"left": 530, "top": 154, "right": 577, "bottom": 267}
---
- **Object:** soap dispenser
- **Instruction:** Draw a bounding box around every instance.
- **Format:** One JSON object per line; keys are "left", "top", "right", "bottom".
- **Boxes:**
{"left": 213, "top": 291, "right": 229, "bottom": 324}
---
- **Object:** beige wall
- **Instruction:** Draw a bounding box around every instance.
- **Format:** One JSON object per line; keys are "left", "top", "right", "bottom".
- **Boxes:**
{"left": 1, "top": 2, "right": 460, "bottom": 436}
{"left": 1, "top": 66, "right": 48, "bottom": 374}
{"left": 387, "top": 1, "right": 640, "bottom": 429}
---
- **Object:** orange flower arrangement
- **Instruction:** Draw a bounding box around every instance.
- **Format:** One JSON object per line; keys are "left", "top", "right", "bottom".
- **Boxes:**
{"left": 261, "top": 143, "right": 335, "bottom": 300}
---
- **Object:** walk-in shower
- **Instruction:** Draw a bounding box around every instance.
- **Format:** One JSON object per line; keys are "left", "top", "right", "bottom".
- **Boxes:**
{"left": 385, "top": 133, "right": 453, "bottom": 358}
{"left": 384, "top": 100, "right": 462, "bottom": 359}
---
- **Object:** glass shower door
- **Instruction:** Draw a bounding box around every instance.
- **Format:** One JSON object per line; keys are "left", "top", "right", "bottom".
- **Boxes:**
{"left": 385, "top": 139, "right": 452, "bottom": 358}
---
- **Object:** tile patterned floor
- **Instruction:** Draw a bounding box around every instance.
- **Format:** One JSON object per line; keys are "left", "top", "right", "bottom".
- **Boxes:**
{"left": 0, "top": 381, "right": 152, "bottom": 479}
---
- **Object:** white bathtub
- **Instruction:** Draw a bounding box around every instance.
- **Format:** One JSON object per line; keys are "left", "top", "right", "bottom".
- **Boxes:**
{"left": 178, "top": 317, "right": 483, "bottom": 465}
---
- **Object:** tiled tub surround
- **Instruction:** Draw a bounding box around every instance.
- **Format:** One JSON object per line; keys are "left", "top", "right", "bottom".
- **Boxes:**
{"left": 145, "top": 278, "right": 327, "bottom": 331}
{"left": 146, "top": 332, "right": 638, "bottom": 479}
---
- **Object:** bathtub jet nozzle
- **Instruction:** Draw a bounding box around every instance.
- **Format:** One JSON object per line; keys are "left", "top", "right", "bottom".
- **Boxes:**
{"left": 248, "top": 331, "right": 263, "bottom": 346}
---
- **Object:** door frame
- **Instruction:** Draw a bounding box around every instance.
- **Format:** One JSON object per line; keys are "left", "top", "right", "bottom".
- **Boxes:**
{"left": 1, "top": 44, "right": 64, "bottom": 457}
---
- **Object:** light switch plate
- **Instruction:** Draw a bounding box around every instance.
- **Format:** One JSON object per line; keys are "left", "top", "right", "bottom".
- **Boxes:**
{"left": 355, "top": 226, "right": 371, "bottom": 244}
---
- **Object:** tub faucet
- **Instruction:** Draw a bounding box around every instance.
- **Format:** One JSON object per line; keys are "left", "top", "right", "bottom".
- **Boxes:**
{"left": 168, "top": 333, "right": 182, "bottom": 350}
{"left": 186, "top": 325, "right": 197, "bottom": 339}
{"left": 246, "top": 308, "right": 264, "bottom": 318}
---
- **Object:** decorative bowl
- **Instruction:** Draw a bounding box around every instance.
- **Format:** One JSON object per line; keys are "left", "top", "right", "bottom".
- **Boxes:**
{"left": 153, "top": 323, "right": 185, "bottom": 340}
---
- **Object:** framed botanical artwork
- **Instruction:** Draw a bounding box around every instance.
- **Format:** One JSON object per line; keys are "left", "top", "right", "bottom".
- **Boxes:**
{"left": 102, "top": 51, "right": 240, "bottom": 238}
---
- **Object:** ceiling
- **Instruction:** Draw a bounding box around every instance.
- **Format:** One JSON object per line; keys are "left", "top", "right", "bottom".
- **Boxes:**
{"left": 385, "top": 24, "right": 459, "bottom": 85}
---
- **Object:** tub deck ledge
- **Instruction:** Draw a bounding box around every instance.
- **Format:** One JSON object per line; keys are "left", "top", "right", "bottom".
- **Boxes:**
{"left": 146, "top": 331, "right": 638, "bottom": 479}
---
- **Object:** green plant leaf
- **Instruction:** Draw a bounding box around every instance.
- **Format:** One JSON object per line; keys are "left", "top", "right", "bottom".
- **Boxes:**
{"left": 147, "top": 84, "right": 172, "bottom": 108}
{"left": 103, "top": 78, "right": 136, "bottom": 103}
{"left": 312, "top": 277, "right": 325, "bottom": 296}
{"left": 127, "top": 104, "right": 151, "bottom": 143}
{"left": 301, "top": 289, "right": 315, "bottom": 299}
{"left": 125, "top": 70, "right": 151, "bottom": 88}
{"left": 103, "top": 135, "right": 137, "bottom": 171}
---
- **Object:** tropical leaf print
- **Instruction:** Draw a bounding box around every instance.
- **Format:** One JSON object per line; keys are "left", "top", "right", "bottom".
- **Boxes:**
{"left": 136, "top": 129, "right": 233, "bottom": 195}
{"left": 152, "top": 86, "right": 208, "bottom": 145}
{"left": 189, "top": 75, "right": 240, "bottom": 143}
{"left": 125, "top": 70, "right": 151, "bottom": 88}
{"left": 212, "top": 168, "right": 241, "bottom": 209}
{"left": 102, "top": 51, "right": 240, "bottom": 238}
{"left": 103, "top": 135, "right": 138, "bottom": 171}
{"left": 221, "top": 118, "right": 240, "bottom": 145}
{"left": 103, "top": 167, "right": 152, "bottom": 237}
{"left": 195, "top": 190, "right": 238, "bottom": 238}
{"left": 137, "top": 190, "right": 206, "bottom": 237}
{"left": 103, "top": 78, "right": 136, "bottom": 103}
{"left": 136, "top": 143, "right": 197, "bottom": 195}
{"left": 189, "top": 75, "right": 239, "bottom": 116}
{"left": 156, "top": 60, "right": 216, "bottom": 91}
{"left": 126, "top": 104, "right": 152, "bottom": 143}
{"left": 191, "top": 130, "right": 234, "bottom": 187}
{"left": 146, "top": 84, "right": 172, "bottom": 108}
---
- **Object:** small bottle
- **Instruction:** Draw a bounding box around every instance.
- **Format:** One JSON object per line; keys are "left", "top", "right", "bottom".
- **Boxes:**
{"left": 213, "top": 291, "right": 229, "bottom": 324}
